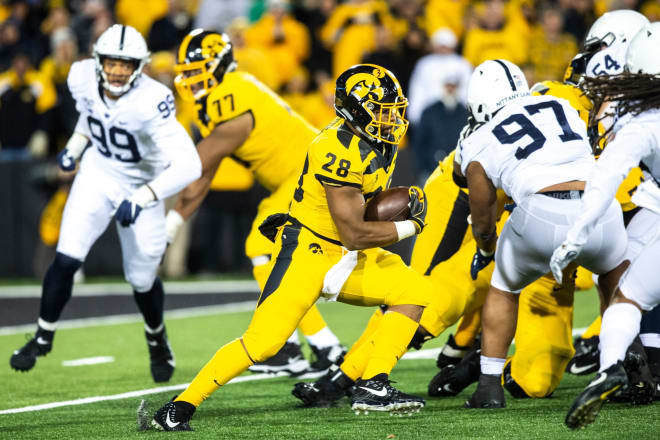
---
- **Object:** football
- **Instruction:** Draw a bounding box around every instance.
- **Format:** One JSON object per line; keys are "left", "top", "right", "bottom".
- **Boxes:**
{"left": 364, "top": 186, "right": 411, "bottom": 221}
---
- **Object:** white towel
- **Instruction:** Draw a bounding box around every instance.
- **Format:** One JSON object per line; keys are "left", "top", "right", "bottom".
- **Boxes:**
{"left": 321, "top": 250, "right": 358, "bottom": 302}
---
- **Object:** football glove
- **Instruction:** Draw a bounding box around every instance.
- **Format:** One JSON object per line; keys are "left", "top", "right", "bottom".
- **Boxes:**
{"left": 115, "top": 185, "right": 156, "bottom": 227}
{"left": 550, "top": 241, "right": 582, "bottom": 284}
{"left": 56, "top": 149, "right": 77, "bottom": 172}
{"left": 470, "top": 247, "right": 494, "bottom": 280}
{"left": 407, "top": 186, "right": 427, "bottom": 233}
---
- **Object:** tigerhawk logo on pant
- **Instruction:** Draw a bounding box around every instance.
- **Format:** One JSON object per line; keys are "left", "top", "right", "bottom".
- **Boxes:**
{"left": 308, "top": 243, "right": 323, "bottom": 254}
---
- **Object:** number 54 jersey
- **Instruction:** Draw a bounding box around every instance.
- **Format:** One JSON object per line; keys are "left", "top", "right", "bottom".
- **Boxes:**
{"left": 68, "top": 59, "right": 192, "bottom": 186}
{"left": 459, "top": 95, "right": 595, "bottom": 203}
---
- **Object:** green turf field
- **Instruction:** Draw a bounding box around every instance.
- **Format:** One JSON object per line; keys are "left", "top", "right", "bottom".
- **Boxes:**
{"left": 2, "top": 288, "right": 657, "bottom": 439}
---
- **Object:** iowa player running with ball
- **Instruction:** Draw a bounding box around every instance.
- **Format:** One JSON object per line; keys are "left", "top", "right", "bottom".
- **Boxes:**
{"left": 165, "top": 29, "right": 344, "bottom": 375}
{"left": 149, "top": 64, "right": 431, "bottom": 430}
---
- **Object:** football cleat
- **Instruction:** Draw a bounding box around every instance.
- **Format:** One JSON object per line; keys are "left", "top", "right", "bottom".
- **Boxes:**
{"left": 565, "top": 361, "right": 627, "bottom": 430}
{"left": 464, "top": 374, "right": 506, "bottom": 408}
{"left": 429, "top": 346, "right": 481, "bottom": 397}
{"left": 351, "top": 373, "right": 425, "bottom": 415}
{"left": 566, "top": 336, "right": 600, "bottom": 376}
{"left": 608, "top": 339, "right": 656, "bottom": 405}
{"left": 248, "top": 342, "right": 310, "bottom": 376}
{"left": 303, "top": 344, "right": 347, "bottom": 378}
{"left": 151, "top": 398, "right": 196, "bottom": 431}
{"left": 10, "top": 331, "right": 53, "bottom": 372}
{"left": 646, "top": 346, "right": 660, "bottom": 400}
{"left": 292, "top": 365, "right": 355, "bottom": 407}
{"left": 146, "top": 328, "right": 176, "bottom": 383}
{"left": 436, "top": 334, "right": 473, "bottom": 369}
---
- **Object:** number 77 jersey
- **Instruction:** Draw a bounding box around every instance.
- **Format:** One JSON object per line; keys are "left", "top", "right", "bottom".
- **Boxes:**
{"left": 459, "top": 95, "right": 595, "bottom": 203}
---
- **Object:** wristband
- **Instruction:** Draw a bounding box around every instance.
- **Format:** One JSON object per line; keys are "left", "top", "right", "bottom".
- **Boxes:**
{"left": 478, "top": 248, "right": 495, "bottom": 257}
{"left": 394, "top": 220, "right": 417, "bottom": 241}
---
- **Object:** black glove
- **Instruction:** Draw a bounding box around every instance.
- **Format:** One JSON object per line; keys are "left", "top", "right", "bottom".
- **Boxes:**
{"left": 258, "top": 213, "right": 289, "bottom": 242}
{"left": 470, "top": 247, "right": 494, "bottom": 280}
{"left": 407, "top": 186, "right": 427, "bottom": 233}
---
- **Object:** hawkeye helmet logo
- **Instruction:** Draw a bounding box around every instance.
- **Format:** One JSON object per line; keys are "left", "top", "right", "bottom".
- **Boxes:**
{"left": 308, "top": 243, "right": 323, "bottom": 255}
{"left": 200, "top": 33, "right": 230, "bottom": 58}
{"left": 346, "top": 71, "right": 385, "bottom": 102}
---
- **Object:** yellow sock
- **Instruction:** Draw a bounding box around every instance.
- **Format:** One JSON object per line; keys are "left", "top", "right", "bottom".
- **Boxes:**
{"left": 298, "top": 305, "right": 327, "bottom": 336}
{"left": 252, "top": 263, "right": 271, "bottom": 291}
{"left": 581, "top": 316, "right": 601, "bottom": 339}
{"left": 454, "top": 309, "right": 482, "bottom": 348}
{"left": 344, "top": 308, "right": 384, "bottom": 359}
{"left": 176, "top": 339, "right": 252, "bottom": 407}
{"left": 362, "top": 311, "right": 418, "bottom": 380}
{"left": 338, "top": 308, "right": 385, "bottom": 381}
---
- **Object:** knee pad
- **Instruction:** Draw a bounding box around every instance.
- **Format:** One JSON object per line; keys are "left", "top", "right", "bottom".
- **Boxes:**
{"left": 126, "top": 271, "right": 157, "bottom": 293}
{"left": 505, "top": 357, "right": 559, "bottom": 398}
{"left": 53, "top": 252, "right": 83, "bottom": 275}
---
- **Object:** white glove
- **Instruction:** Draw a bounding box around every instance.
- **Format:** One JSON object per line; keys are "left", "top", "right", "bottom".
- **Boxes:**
{"left": 550, "top": 241, "right": 582, "bottom": 284}
{"left": 165, "top": 210, "right": 184, "bottom": 244}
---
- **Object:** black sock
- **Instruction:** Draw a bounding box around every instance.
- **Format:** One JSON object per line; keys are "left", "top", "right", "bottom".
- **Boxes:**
{"left": 39, "top": 252, "right": 83, "bottom": 323}
{"left": 134, "top": 277, "right": 164, "bottom": 330}
{"left": 640, "top": 303, "right": 660, "bottom": 335}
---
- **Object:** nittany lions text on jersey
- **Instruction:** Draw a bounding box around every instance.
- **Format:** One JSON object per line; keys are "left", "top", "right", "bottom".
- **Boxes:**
{"left": 459, "top": 94, "right": 594, "bottom": 203}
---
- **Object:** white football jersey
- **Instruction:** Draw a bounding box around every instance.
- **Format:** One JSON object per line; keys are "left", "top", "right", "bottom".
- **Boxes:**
{"left": 459, "top": 94, "right": 594, "bottom": 202}
{"left": 68, "top": 59, "right": 189, "bottom": 186}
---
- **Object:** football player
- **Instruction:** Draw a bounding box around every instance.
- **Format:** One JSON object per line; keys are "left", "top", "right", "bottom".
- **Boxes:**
{"left": 149, "top": 63, "right": 432, "bottom": 431}
{"left": 9, "top": 25, "right": 202, "bottom": 382}
{"left": 459, "top": 59, "right": 628, "bottom": 409}
{"left": 164, "top": 29, "right": 345, "bottom": 376}
{"left": 553, "top": 23, "right": 660, "bottom": 428}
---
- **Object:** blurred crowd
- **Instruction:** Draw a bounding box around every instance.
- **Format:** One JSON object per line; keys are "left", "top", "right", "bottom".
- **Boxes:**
{"left": 1, "top": 0, "right": 658, "bottom": 277}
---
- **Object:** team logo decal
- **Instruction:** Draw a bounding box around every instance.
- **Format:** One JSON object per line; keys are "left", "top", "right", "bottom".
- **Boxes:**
{"left": 346, "top": 72, "right": 385, "bottom": 101}
{"left": 308, "top": 243, "right": 323, "bottom": 255}
{"left": 200, "top": 33, "right": 228, "bottom": 58}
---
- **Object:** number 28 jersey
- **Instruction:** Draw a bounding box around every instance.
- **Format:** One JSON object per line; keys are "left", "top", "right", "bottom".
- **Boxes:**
{"left": 459, "top": 95, "right": 595, "bottom": 203}
{"left": 289, "top": 118, "right": 397, "bottom": 244}
{"left": 68, "top": 59, "right": 191, "bottom": 186}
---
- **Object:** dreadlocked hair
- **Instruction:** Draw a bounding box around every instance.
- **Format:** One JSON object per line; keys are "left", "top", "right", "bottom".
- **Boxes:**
{"left": 583, "top": 73, "right": 660, "bottom": 151}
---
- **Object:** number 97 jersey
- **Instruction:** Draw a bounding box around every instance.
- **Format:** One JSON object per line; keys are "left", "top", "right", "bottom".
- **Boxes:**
{"left": 67, "top": 59, "right": 188, "bottom": 185}
{"left": 459, "top": 95, "right": 595, "bottom": 203}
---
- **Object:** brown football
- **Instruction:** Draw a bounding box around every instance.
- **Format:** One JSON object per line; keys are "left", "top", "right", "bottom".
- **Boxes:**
{"left": 364, "top": 186, "right": 411, "bottom": 221}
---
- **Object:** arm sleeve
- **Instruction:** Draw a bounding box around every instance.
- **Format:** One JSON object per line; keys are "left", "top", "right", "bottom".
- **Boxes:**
{"left": 566, "top": 125, "right": 654, "bottom": 246}
{"left": 143, "top": 94, "right": 202, "bottom": 200}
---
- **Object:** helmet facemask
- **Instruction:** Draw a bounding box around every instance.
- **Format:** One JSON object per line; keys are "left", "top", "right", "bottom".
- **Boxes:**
{"left": 361, "top": 98, "right": 409, "bottom": 145}
{"left": 174, "top": 57, "right": 222, "bottom": 101}
{"left": 95, "top": 55, "right": 144, "bottom": 96}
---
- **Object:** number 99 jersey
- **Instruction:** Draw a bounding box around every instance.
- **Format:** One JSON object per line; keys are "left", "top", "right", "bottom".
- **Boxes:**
{"left": 459, "top": 95, "right": 595, "bottom": 203}
{"left": 68, "top": 59, "right": 191, "bottom": 185}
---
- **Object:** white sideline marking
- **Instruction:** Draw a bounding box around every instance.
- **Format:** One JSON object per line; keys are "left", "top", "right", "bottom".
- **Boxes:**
{"left": 0, "top": 280, "right": 259, "bottom": 298}
{"left": 0, "top": 301, "right": 257, "bottom": 336}
{"left": 62, "top": 356, "right": 115, "bottom": 367}
{"left": 0, "top": 373, "right": 274, "bottom": 415}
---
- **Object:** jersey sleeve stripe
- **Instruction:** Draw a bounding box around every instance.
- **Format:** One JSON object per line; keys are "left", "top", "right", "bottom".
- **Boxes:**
{"left": 314, "top": 174, "right": 361, "bottom": 189}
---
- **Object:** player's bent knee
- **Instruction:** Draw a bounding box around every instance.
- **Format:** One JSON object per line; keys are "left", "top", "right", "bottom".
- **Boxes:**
{"left": 243, "top": 338, "right": 285, "bottom": 363}
{"left": 126, "top": 273, "right": 157, "bottom": 293}
{"left": 53, "top": 252, "right": 83, "bottom": 274}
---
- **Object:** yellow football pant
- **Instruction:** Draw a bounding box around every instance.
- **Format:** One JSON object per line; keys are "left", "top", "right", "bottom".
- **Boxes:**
{"left": 177, "top": 225, "right": 432, "bottom": 407}
{"left": 246, "top": 176, "right": 329, "bottom": 338}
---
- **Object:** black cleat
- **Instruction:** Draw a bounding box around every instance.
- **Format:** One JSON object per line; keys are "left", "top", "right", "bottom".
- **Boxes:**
{"left": 302, "top": 344, "right": 346, "bottom": 378}
{"left": 292, "top": 365, "right": 354, "bottom": 407}
{"left": 646, "top": 346, "right": 660, "bottom": 401}
{"left": 464, "top": 374, "right": 506, "bottom": 408}
{"left": 429, "top": 346, "right": 480, "bottom": 397}
{"left": 10, "top": 331, "right": 53, "bottom": 372}
{"left": 146, "top": 328, "right": 175, "bottom": 383}
{"left": 436, "top": 334, "right": 477, "bottom": 369}
{"left": 152, "top": 398, "right": 196, "bottom": 431}
{"left": 565, "top": 361, "right": 627, "bottom": 430}
{"left": 609, "top": 339, "right": 656, "bottom": 405}
{"left": 248, "top": 342, "right": 310, "bottom": 376}
{"left": 566, "top": 336, "right": 600, "bottom": 376}
{"left": 351, "top": 373, "right": 425, "bottom": 415}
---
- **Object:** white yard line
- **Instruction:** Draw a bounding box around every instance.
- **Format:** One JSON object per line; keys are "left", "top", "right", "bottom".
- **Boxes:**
{"left": 0, "top": 301, "right": 257, "bottom": 336}
{"left": 0, "top": 280, "right": 259, "bottom": 298}
{"left": 0, "top": 373, "right": 275, "bottom": 415}
{"left": 62, "top": 356, "right": 115, "bottom": 367}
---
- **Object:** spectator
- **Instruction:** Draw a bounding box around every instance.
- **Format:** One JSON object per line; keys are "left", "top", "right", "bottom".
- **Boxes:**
{"left": 292, "top": 0, "right": 336, "bottom": 77}
{"left": 0, "top": 51, "right": 56, "bottom": 160}
{"left": 70, "top": 0, "right": 112, "bottom": 55}
{"left": 194, "top": 0, "right": 250, "bottom": 33}
{"left": 425, "top": 0, "right": 470, "bottom": 40}
{"left": 387, "top": 0, "right": 427, "bottom": 92}
{"left": 528, "top": 6, "right": 578, "bottom": 81}
{"left": 147, "top": 0, "right": 193, "bottom": 53}
{"left": 246, "top": 0, "right": 311, "bottom": 87}
{"left": 361, "top": 25, "right": 406, "bottom": 86}
{"left": 320, "top": 0, "right": 392, "bottom": 78}
{"left": 0, "top": 19, "right": 22, "bottom": 71}
{"left": 115, "top": 0, "right": 168, "bottom": 37}
{"left": 462, "top": 0, "right": 529, "bottom": 67}
{"left": 410, "top": 73, "right": 468, "bottom": 184}
{"left": 560, "top": 0, "right": 596, "bottom": 43}
{"left": 407, "top": 28, "right": 471, "bottom": 126}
